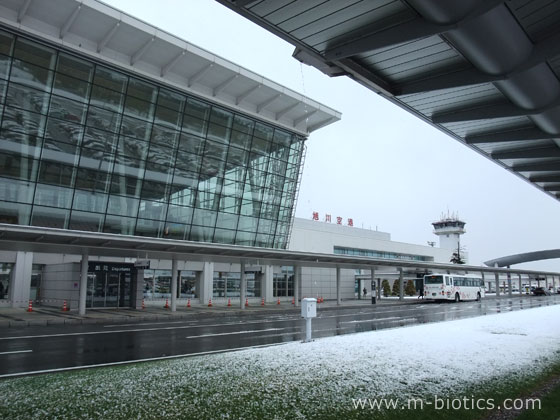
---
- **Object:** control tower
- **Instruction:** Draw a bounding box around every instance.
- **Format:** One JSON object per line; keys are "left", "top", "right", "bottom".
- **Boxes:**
{"left": 432, "top": 212, "right": 466, "bottom": 251}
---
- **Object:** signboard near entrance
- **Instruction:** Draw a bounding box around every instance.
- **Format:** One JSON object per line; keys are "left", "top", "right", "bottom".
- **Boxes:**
{"left": 134, "top": 259, "right": 150, "bottom": 269}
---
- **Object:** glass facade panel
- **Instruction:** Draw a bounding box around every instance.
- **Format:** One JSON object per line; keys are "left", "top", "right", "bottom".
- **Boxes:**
{"left": 0, "top": 32, "right": 306, "bottom": 249}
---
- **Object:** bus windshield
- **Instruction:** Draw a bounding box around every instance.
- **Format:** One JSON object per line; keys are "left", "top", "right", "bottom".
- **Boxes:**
{"left": 425, "top": 275, "right": 444, "bottom": 284}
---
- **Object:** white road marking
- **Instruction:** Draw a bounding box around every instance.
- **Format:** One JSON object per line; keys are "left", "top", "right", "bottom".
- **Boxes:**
{"left": 0, "top": 343, "right": 287, "bottom": 379}
{"left": 186, "top": 328, "right": 284, "bottom": 339}
{"left": 0, "top": 350, "right": 32, "bottom": 355}
{"left": 341, "top": 317, "right": 400, "bottom": 324}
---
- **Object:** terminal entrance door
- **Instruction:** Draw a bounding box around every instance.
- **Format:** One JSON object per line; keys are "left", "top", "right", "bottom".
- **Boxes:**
{"left": 87, "top": 263, "right": 134, "bottom": 308}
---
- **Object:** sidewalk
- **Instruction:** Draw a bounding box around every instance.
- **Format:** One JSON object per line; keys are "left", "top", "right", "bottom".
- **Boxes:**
{"left": 0, "top": 294, "right": 532, "bottom": 328}
{"left": 0, "top": 297, "right": 415, "bottom": 328}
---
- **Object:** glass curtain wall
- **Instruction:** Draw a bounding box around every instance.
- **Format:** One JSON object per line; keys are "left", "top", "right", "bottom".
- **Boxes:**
{"left": 0, "top": 30, "right": 305, "bottom": 249}
{"left": 273, "top": 266, "right": 294, "bottom": 297}
{"left": 0, "top": 262, "right": 13, "bottom": 300}
{"left": 213, "top": 271, "right": 260, "bottom": 298}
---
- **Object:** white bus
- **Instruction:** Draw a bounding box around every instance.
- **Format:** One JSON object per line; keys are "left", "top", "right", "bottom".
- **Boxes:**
{"left": 424, "top": 274, "right": 485, "bottom": 302}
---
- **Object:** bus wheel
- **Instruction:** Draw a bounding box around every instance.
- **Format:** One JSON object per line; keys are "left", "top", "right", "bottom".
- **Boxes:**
{"left": 476, "top": 292, "right": 481, "bottom": 302}
{"left": 454, "top": 293, "right": 460, "bottom": 302}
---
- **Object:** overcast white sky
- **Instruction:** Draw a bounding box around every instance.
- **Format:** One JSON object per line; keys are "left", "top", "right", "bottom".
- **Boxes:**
{"left": 104, "top": 0, "right": 560, "bottom": 272}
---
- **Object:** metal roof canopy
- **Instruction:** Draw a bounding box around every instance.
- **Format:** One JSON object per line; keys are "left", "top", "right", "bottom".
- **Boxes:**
{"left": 0, "top": 0, "right": 341, "bottom": 135}
{"left": 0, "top": 224, "right": 558, "bottom": 277}
{"left": 216, "top": 0, "right": 560, "bottom": 202}
{"left": 485, "top": 249, "right": 560, "bottom": 267}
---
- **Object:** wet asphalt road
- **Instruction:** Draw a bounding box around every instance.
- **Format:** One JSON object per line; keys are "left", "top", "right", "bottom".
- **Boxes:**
{"left": 0, "top": 295, "right": 559, "bottom": 377}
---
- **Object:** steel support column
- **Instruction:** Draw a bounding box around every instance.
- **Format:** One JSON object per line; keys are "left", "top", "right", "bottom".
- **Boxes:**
{"left": 78, "top": 251, "right": 88, "bottom": 316}
{"left": 240, "top": 261, "right": 246, "bottom": 309}
{"left": 170, "top": 258, "right": 178, "bottom": 312}
{"left": 336, "top": 266, "right": 341, "bottom": 305}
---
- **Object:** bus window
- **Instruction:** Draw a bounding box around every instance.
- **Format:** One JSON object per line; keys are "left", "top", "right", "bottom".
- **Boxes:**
{"left": 446, "top": 277, "right": 452, "bottom": 286}
{"left": 425, "top": 275, "right": 443, "bottom": 284}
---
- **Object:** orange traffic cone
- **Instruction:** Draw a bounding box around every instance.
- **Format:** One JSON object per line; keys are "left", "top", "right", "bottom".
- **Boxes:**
{"left": 227, "top": 298, "right": 231, "bottom": 307}
{"left": 187, "top": 298, "right": 191, "bottom": 308}
{"left": 261, "top": 297, "right": 265, "bottom": 306}
{"left": 292, "top": 297, "right": 295, "bottom": 305}
{"left": 141, "top": 299, "right": 145, "bottom": 310}
{"left": 27, "top": 300, "right": 33, "bottom": 312}
{"left": 62, "top": 300, "right": 69, "bottom": 311}
{"left": 164, "top": 298, "right": 169, "bottom": 309}
{"left": 208, "top": 298, "right": 212, "bottom": 307}
{"left": 245, "top": 298, "right": 249, "bottom": 307}
{"left": 277, "top": 297, "right": 281, "bottom": 305}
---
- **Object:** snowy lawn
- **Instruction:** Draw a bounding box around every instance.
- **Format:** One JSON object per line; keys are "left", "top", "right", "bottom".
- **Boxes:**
{"left": 1, "top": 305, "right": 559, "bottom": 419}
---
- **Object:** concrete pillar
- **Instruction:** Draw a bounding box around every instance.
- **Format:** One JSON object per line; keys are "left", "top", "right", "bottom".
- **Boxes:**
{"left": 481, "top": 271, "right": 486, "bottom": 292}
{"left": 518, "top": 274, "right": 522, "bottom": 295}
{"left": 133, "top": 269, "right": 144, "bottom": 309}
{"left": 370, "top": 268, "right": 375, "bottom": 300}
{"left": 197, "top": 261, "right": 213, "bottom": 305}
{"left": 170, "top": 259, "right": 178, "bottom": 312}
{"left": 78, "top": 251, "right": 89, "bottom": 316}
{"left": 9, "top": 251, "right": 33, "bottom": 308}
{"left": 240, "top": 261, "right": 246, "bottom": 309}
{"left": 262, "top": 265, "right": 273, "bottom": 303}
{"left": 336, "top": 266, "right": 341, "bottom": 305}
{"left": 377, "top": 278, "right": 381, "bottom": 299}
{"left": 294, "top": 265, "right": 300, "bottom": 307}
{"left": 224, "top": 271, "right": 228, "bottom": 298}
{"left": 399, "top": 268, "right": 404, "bottom": 301}
{"left": 507, "top": 266, "right": 512, "bottom": 297}
{"left": 495, "top": 272, "right": 500, "bottom": 296}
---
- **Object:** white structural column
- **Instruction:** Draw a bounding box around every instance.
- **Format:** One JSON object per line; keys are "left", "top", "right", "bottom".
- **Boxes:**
{"left": 481, "top": 271, "right": 486, "bottom": 292}
{"left": 507, "top": 267, "right": 512, "bottom": 297}
{"left": 170, "top": 259, "right": 178, "bottom": 312}
{"left": 240, "top": 261, "right": 246, "bottom": 309}
{"left": 294, "top": 265, "right": 300, "bottom": 307}
{"left": 224, "top": 272, "right": 228, "bottom": 299}
{"left": 399, "top": 269, "right": 404, "bottom": 301}
{"left": 336, "top": 266, "right": 341, "bottom": 305}
{"left": 262, "top": 265, "right": 274, "bottom": 303}
{"left": 9, "top": 251, "right": 33, "bottom": 308}
{"left": 370, "top": 268, "right": 375, "bottom": 301}
{"left": 78, "top": 251, "right": 89, "bottom": 315}
{"left": 495, "top": 271, "right": 500, "bottom": 297}
{"left": 197, "top": 261, "right": 213, "bottom": 305}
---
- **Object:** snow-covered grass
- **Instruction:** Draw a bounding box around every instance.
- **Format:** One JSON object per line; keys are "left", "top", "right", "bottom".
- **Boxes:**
{"left": 1, "top": 305, "right": 559, "bottom": 419}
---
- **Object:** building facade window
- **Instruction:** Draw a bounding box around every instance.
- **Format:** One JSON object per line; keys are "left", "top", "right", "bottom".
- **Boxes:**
{"left": 0, "top": 30, "right": 305, "bottom": 249}
{"left": 333, "top": 246, "right": 432, "bottom": 262}
{"left": 212, "top": 271, "right": 260, "bottom": 298}
{"left": 273, "top": 266, "right": 294, "bottom": 297}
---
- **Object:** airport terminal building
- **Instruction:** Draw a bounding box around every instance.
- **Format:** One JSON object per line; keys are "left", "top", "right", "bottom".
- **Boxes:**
{"left": 0, "top": 0, "right": 341, "bottom": 310}
{"left": 0, "top": 0, "right": 460, "bottom": 311}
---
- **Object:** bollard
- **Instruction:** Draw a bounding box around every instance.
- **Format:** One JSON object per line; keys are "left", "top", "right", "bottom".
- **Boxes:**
{"left": 142, "top": 299, "right": 145, "bottom": 310}
{"left": 187, "top": 298, "right": 191, "bottom": 308}
{"left": 227, "top": 298, "right": 231, "bottom": 307}
{"left": 27, "top": 300, "right": 33, "bottom": 312}
{"left": 208, "top": 298, "right": 213, "bottom": 307}
{"left": 164, "top": 298, "right": 169, "bottom": 309}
